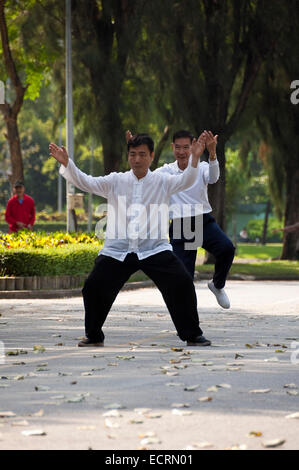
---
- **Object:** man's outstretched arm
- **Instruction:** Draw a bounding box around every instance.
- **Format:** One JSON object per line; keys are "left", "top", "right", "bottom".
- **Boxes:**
{"left": 49, "top": 142, "right": 113, "bottom": 198}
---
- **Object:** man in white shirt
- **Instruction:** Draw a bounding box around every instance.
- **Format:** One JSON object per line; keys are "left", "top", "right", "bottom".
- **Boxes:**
{"left": 49, "top": 134, "right": 211, "bottom": 347}
{"left": 157, "top": 130, "right": 235, "bottom": 309}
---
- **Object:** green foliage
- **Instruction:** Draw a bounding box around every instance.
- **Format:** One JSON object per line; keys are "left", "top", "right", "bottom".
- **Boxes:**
{"left": 0, "top": 244, "right": 100, "bottom": 277}
{"left": 246, "top": 217, "right": 283, "bottom": 242}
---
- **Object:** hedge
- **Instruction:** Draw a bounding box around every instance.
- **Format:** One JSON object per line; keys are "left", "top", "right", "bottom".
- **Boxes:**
{"left": 0, "top": 245, "right": 100, "bottom": 277}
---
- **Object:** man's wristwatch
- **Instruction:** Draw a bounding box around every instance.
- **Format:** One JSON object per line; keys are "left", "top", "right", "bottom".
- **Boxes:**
{"left": 209, "top": 154, "right": 217, "bottom": 161}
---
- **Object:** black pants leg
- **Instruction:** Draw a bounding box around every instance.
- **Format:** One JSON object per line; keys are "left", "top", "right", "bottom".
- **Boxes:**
{"left": 82, "top": 254, "right": 137, "bottom": 341}
{"left": 169, "top": 219, "right": 197, "bottom": 279}
{"left": 140, "top": 251, "right": 203, "bottom": 341}
{"left": 82, "top": 251, "right": 203, "bottom": 343}
{"left": 202, "top": 214, "right": 235, "bottom": 289}
{"left": 169, "top": 214, "right": 235, "bottom": 288}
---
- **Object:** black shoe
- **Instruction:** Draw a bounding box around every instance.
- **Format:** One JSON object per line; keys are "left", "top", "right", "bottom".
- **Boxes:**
{"left": 186, "top": 335, "right": 211, "bottom": 346}
{"left": 78, "top": 337, "right": 104, "bottom": 347}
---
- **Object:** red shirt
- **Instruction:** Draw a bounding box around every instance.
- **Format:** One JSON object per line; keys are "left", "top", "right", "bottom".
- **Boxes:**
{"left": 5, "top": 194, "right": 36, "bottom": 233}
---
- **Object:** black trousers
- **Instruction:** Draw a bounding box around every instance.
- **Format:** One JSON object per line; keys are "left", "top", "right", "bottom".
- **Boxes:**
{"left": 169, "top": 214, "right": 235, "bottom": 288}
{"left": 82, "top": 251, "right": 203, "bottom": 342}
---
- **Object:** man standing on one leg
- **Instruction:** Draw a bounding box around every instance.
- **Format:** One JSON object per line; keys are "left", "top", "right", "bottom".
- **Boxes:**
{"left": 49, "top": 133, "right": 211, "bottom": 347}
{"left": 156, "top": 129, "right": 235, "bottom": 309}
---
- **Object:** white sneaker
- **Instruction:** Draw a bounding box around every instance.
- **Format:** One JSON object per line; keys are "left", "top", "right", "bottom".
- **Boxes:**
{"left": 208, "top": 280, "right": 230, "bottom": 309}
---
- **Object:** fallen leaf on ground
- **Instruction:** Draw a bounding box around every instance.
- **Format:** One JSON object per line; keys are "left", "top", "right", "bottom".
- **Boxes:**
{"left": 145, "top": 413, "right": 162, "bottom": 419}
{"left": 11, "top": 420, "right": 29, "bottom": 427}
{"left": 248, "top": 431, "right": 263, "bottom": 437}
{"left": 193, "top": 441, "right": 214, "bottom": 449}
{"left": 33, "top": 345, "right": 46, "bottom": 353}
{"left": 140, "top": 437, "right": 161, "bottom": 445}
{"left": 21, "top": 429, "right": 46, "bottom": 436}
{"left": 104, "top": 419, "right": 120, "bottom": 429}
{"left": 262, "top": 438, "right": 285, "bottom": 448}
{"left": 34, "top": 385, "right": 51, "bottom": 392}
{"left": 283, "top": 384, "right": 298, "bottom": 389}
{"left": 171, "top": 403, "right": 190, "bottom": 408}
{"left": 198, "top": 396, "right": 213, "bottom": 402}
{"left": 0, "top": 411, "right": 16, "bottom": 418}
{"left": 285, "top": 412, "right": 299, "bottom": 419}
{"left": 172, "top": 409, "right": 192, "bottom": 416}
{"left": 134, "top": 408, "right": 152, "bottom": 415}
{"left": 102, "top": 410, "right": 122, "bottom": 418}
{"left": 104, "top": 403, "right": 125, "bottom": 410}
{"left": 184, "top": 384, "right": 200, "bottom": 391}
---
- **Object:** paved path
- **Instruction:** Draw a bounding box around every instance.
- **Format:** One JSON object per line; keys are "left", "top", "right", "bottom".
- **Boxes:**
{"left": 0, "top": 281, "right": 299, "bottom": 450}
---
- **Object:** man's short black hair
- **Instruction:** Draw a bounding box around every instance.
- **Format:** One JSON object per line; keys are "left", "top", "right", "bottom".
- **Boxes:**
{"left": 127, "top": 133, "right": 154, "bottom": 153}
{"left": 172, "top": 130, "right": 194, "bottom": 143}
{"left": 14, "top": 181, "right": 25, "bottom": 188}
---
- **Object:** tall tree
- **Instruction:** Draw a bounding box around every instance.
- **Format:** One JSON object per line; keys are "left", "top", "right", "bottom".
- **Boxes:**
{"left": 146, "top": 0, "right": 285, "bottom": 231}
{"left": 0, "top": 0, "right": 58, "bottom": 188}
{"left": 70, "top": 0, "right": 145, "bottom": 174}
{"left": 257, "top": 2, "right": 299, "bottom": 260}
{"left": 0, "top": 0, "right": 26, "bottom": 185}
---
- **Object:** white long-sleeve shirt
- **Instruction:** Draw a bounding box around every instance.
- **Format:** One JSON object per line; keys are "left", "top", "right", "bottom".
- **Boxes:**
{"left": 60, "top": 158, "right": 198, "bottom": 261}
{"left": 155, "top": 157, "right": 220, "bottom": 219}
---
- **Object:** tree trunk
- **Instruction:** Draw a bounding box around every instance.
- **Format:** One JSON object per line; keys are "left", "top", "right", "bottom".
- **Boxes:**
{"left": 5, "top": 115, "right": 24, "bottom": 185}
{"left": 281, "top": 166, "right": 299, "bottom": 260}
{"left": 0, "top": 0, "right": 25, "bottom": 186}
{"left": 151, "top": 125, "right": 172, "bottom": 170}
{"left": 100, "top": 111, "right": 124, "bottom": 174}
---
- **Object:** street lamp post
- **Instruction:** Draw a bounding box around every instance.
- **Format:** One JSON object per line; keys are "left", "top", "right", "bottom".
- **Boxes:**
{"left": 65, "top": 0, "right": 75, "bottom": 231}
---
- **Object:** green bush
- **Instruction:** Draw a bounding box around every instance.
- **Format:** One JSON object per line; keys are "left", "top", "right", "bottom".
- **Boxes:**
{"left": 246, "top": 217, "right": 283, "bottom": 242}
{"left": 0, "top": 245, "right": 100, "bottom": 277}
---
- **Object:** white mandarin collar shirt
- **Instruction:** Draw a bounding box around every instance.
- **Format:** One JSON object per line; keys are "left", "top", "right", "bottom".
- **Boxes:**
{"left": 60, "top": 158, "right": 198, "bottom": 261}
{"left": 156, "top": 157, "right": 220, "bottom": 218}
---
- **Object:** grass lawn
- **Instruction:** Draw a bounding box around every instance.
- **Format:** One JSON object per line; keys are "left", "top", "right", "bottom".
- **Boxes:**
{"left": 197, "top": 243, "right": 283, "bottom": 261}
{"left": 128, "top": 244, "right": 299, "bottom": 282}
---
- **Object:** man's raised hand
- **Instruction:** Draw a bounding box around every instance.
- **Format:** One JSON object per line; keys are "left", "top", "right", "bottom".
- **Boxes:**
{"left": 125, "top": 130, "right": 133, "bottom": 144}
{"left": 204, "top": 131, "right": 218, "bottom": 156}
{"left": 49, "top": 143, "right": 69, "bottom": 167}
{"left": 191, "top": 132, "right": 206, "bottom": 160}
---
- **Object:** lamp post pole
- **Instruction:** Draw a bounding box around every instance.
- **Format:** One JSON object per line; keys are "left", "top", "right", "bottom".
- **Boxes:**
{"left": 66, "top": 0, "right": 75, "bottom": 231}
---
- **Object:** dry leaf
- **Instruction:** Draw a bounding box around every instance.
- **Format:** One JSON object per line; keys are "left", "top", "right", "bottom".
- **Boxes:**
{"left": 145, "top": 413, "right": 162, "bottom": 419}
{"left": 172, "top": 409, "right": 192, "bottom": 416}
{"left": 262, "top": 438, "right": 285, "bottom": 448}
{"left": 140, "top": 437, "right": 161, "bottom": 445}
{"left": 33, "top": 345, "right": 46, "bottom": 353}
{"left": 0, "top": 411, "right": 16, "bottom": 418}
{"left": 102, "top": 410, "right": 122, "bottom": 418}
{"left": 198, "top": 396, "right": 213, "bottom": 402}
{"left": 285, "top": 412, "right": 299, "bottom": 419}
{"left": 184, "top": 384, "right": 200, "bottom": 391}
{"left": 11, "top": 420, "right": 29, "bottom": 427}
{"left": 21, "top": 429, "right": 46, "bottom": 437}
{"left": 283, "top": 384, "right": 298, "bottom": 389}
{"left": 248, "top": 431, "right": 263, "bottom": 437}
{"left": 134, "top": 408, "right": 152, "bottom": 415}
{"left": 171, "top": 403, "right": 190, "bottom": 408}
{"left": 104, "top": 403, "right": 125, "bottom": 410}
{"left": 104, "top": 419, "right": 120, "bottom": 429}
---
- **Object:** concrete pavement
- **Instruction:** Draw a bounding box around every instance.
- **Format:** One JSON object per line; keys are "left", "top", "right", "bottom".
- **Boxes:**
{"left": 0, "top": 280, "right": 299, "bottom": 450}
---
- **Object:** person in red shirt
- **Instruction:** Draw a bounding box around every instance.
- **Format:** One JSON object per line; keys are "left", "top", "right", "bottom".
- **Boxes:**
{"left": 5, "top": 181, "right": 35, "bottom": 233}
